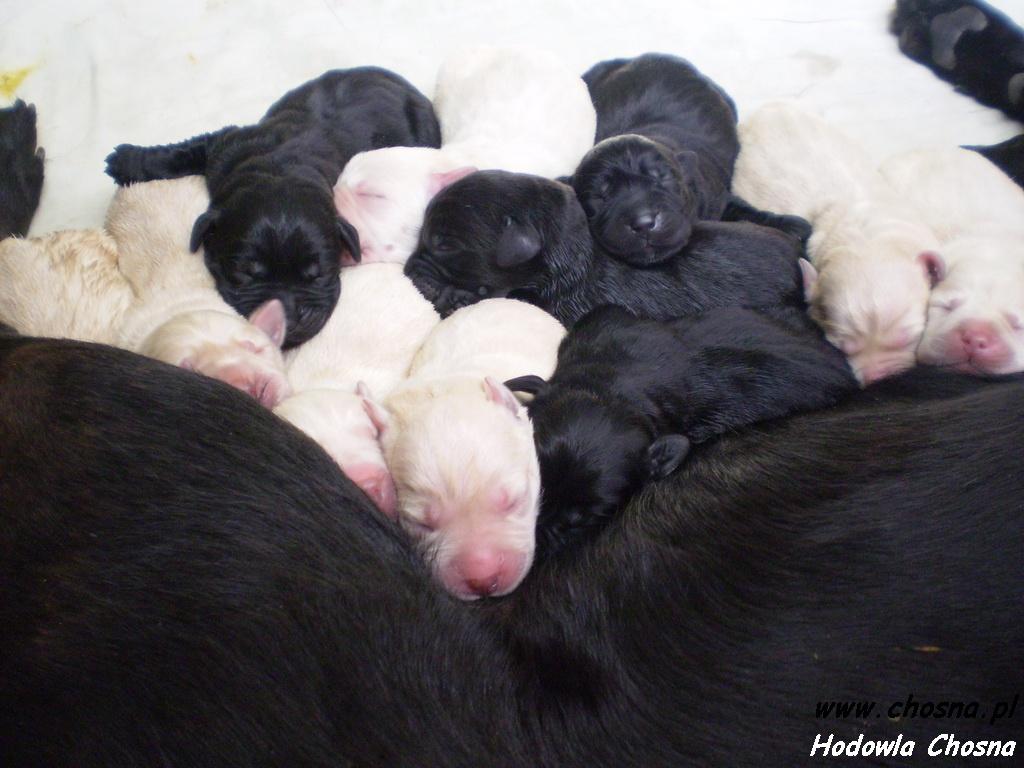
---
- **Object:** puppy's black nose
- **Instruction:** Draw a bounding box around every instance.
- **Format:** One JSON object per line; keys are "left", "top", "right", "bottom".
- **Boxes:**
{"left": 629, "top": 210, "right": 657, "bottom": 233}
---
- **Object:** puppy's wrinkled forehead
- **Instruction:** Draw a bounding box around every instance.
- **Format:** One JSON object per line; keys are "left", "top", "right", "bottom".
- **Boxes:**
{"left": 421, "top": 170, "right": 572, "bottom": 243}
{"left": 579, "top": 134, "right": 678, "bottom": 178}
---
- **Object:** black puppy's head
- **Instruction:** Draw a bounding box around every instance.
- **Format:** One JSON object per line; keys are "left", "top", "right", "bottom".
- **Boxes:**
{"left": 572, "top": 134, "right": 696, "bottom": 266}
{"left": 191, "top": 182, "right": 359, "bottom": 348}
{"left": 405, "top": 170, "right": 589, "bottom": 317}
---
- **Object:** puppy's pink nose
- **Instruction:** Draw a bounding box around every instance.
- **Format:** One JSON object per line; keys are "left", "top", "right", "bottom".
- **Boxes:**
{"left": 344, "top": 462, "right": 397, "bottom": 519}
{"left": 960, "top": 321, "right": 1010, "bottom": 365}
{"left": 449, "top": 549, "right": 527, "bottom": 599}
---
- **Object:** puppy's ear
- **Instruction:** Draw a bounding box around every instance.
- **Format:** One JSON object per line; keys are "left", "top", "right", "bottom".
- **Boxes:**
{"left": 798, "top": 258, "right": 819, "bottom": 302}
{"left": 645, "top": 434, "right": 691, "bottom": 480}
{"left": 357, "top": 381, "right": 391, "bottom": 438}
{"left": 337, "top": 216, "right": 361, "bottom": 264}
{"left": 504, "top": 375, "right": 547, "bottom": 395}
{"left": 495, "top": 221, "right": 542, "bottom": 268}
{"left": 427, "top": 166, "right": 477, "bottom": 198}
{"left": 483, "top": 376, "right": 525, "bottom": 419}
{"left": 190, "top": 209, "right": 221, "bottom": 252}
{"left": 248, "top": 299, "right": 288, "bottom": 348}
{"left": 918, "top": 250, "right": 946, "bottom": 287}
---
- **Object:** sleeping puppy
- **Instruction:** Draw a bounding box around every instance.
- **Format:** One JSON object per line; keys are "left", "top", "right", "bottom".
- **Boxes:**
{"left": 105, "top": 67, "right": 442, "bottom": 347}
{"left": 275, "top": 263, "right": 440, "bottom": 516}
{"left": 0, "top": 99, "right": 45, "bottom": 238}
{"left": 892, "top": 0, "right": 1024, "bottom": 122}
{"left": 360, "top": 299, "right": 565, "bottom": 599}
{"left": 733, "top": 103, "right": 943, "bottom": 384}
{"left": 506, "top": 305, "right": 857, "bottom": 559}
{"left": 879, "top": 147, "right": 1024, "bottom": 375}
{"left": 404, "top": 170, "right": 804, "bottom": 327}
{"left": 334, "top": 47, "right": 596, "bottom": 265}
{"left": 572, "top": 53, "right": 741, "bottom": 265}
{"left": 107, "top": 177, "right": 291, "bottom": 407}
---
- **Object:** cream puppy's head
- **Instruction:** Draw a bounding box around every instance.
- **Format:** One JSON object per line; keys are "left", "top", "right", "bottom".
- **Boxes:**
{"left": 803, "top": 212, "right": 944, "bottom": 385}
{"left": 274, "top": 386, "right": 396, "bottom": 518}
{"left": 334, "top": 147, "right": 476, "bottom": 265}
{"left": 366, "top": 376, "right": 540, "bottom": 600}
{"left": 917, "top": 235, "right": 1024, "bottom": 376}
{"left": 141, "top": 300, "right": 291, "bottom": 408}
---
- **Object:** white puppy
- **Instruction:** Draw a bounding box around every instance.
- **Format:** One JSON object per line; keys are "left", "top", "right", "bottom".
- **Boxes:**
{"left": 733, "top": 102, "right": 942, "bottom": 384}
{"left": 0, "top": 228, "right": 133, "bottom": 343}
{"left": 274, "top": 263, "right": 440, "bottom": 517}
{"left": 107, "top": 177, "right": 291, "bottom": 407}
{"left": 880, "top": 148, "right": 1024, "bottom": 375}
{"left": 362, "top": 299, "right": 565, "bottom": 600}
{"left": 334, "top": 46, "right": 597, "bottom": 264}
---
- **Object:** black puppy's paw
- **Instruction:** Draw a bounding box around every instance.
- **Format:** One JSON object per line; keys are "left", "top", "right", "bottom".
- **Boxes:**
{"left": 645, "top": 434, "right": 691, "bottom": 480}
{"left": 105, "top": 143, "right": 151, "bottom": 186}
{"left": 0, "top": 99, "right": 45, "bottom": 238}
{"left": 769, "top": 212, "right": 813, "bottom": 244}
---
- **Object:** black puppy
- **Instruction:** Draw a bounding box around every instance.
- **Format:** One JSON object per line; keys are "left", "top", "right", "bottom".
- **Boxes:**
{"left": 0, "top": 99, "right": 44, "bottom": 239}
{"left": 405, "top": 170, "right": 805, "bottom": 326}
{"left": 892, "top": 0, "right": 1024, "bottom": 121}
{"left": 573, "top": 54, "right": 739, "bottom": 264}
{"left": 505, "top": 305, "right": 857, "bottom": 558}
{"left": 2, "top": 338, "right": 1021, "bottom": 766}
{"left": 106, "top": 68, "right": 441, "bottom": 347}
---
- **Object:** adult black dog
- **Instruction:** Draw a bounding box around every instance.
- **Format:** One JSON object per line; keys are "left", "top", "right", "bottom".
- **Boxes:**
{"left": 105, "top": 68, "right": 441, "bottom": 348}
{"left": 405, "top": 170, "right": 805, "bottom": 326}
{"left": 506, "top": 305, "right": 857, "bottom": 558}
{"left": 573, "top": 53, "right": 739, "bottom": 265}
{"left": 892, "top": 0, "right": 1024, "bottom": 121}
{"left": 0, "top": 99, "right": 44, "bottom": 238}
{"left": 1, "top": 339, "right": 1021, "bottom": 766}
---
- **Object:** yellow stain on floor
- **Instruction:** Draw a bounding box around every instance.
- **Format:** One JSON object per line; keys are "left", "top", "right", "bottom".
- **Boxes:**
{"left": 0, "top": 66, "right": 35, "bottom": 100}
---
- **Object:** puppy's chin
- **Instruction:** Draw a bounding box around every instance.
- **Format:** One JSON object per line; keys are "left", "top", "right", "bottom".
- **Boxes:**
{"left": 596, "top": 213, "right": 693, "bottom": 267}
{"left": 404, "top": 251, "right": 513, "bottom": 316}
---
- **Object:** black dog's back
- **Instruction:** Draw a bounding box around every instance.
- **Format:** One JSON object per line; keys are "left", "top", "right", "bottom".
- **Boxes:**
{"left": 0, "top": 99, "right": 44, "bottom": 238}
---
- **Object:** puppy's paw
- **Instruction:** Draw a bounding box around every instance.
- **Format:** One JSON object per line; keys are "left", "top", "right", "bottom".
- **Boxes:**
{"left": 771, "top": 213, "right": 814, "bottom": 244}
{"left": 106, "top": 143, "right": 153, "bottom": 185}
{"left": 0, "top": 99, "right": 45, "bottom": 236}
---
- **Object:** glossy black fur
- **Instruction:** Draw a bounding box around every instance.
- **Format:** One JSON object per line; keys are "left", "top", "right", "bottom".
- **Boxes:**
{"left": 969, "top": 133, "right": 1024, "bottom": 187}
{"left": 0, "top": 99, "right": 44, "bottom": 238}
{"left": 508, "top": 305, "right": 857, "bottom": 558}
{"left": 892, "top": 0, "right": 1024, "bottom": 121}
{"left": 405, "top": 170, "right": 805, "bottom": 326}
{"left": 105, "top": 68, "right": 441, "bottom": 347}
{"left": 0, "top": 340, "right": 1021, "bottom": 765}
{"left": 1, "top": 341, "right": 1021, "bottom": 766}
{"left": 572, "top": 54, "right": 739, "bottom": 265}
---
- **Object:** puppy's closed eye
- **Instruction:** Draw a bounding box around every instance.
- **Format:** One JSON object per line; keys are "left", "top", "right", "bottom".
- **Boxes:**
{"left": 302, "top": 262, "right": 322, "bottom": 281}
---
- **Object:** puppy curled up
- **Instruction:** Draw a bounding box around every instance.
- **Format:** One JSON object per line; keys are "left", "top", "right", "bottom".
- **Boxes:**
{"left": 275, "top": 263, "right": 440, "bottom": 517}
{"left": 732, "top": 102, "right": 944, "bottom": 384}
{"left": 879, "top": 147, "right": 1024, "bottom": 375}
{"left": 334, "top": 47, "right": 596, "bottom": 265}
{"left": 0, "top": 177, "right": 291, "bottom": 407}
{"left": 506, "top": 305, "right": 857, "bottom": 558}
{"left": 106, "top": 67, "right": 442, "bottom": 347}
{"left": 404, "top": 170, "right": 805, "bottom": 326}
{"left": 360, "top": 298, "right": 565, "bottom": 599}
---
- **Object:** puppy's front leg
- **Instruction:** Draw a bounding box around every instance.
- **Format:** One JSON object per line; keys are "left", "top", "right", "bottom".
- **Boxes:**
{"left": 721, "top": 195, "right": 813, "bottom": 244}
{"left": 105, "top": 126, "right": 235, "bottom": 185}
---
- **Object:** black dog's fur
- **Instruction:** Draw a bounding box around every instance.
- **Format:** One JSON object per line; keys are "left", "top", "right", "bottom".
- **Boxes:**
{"left": 105, "top": 68, "right": 441, "bottom": 347}
{"left": 892, "top": 0, "right": 1024, "bottom": 121}
{"left": 0, "top": 99, "right": 44, "bottom": 239}
{"left": 1, "top": 339, "right": 1021, "bottom": 766}
{"left": 506, "top": 305, "right": 857, "bottom": 558}
{"left": 969, "top": 133, "right": 1024, "bottom": 187}
{"left": 405, "top": 170, "right": 805, "bottom": 326}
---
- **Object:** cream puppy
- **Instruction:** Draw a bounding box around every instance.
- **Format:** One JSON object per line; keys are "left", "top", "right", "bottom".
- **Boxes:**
{"left": 733, "top": 102, "right": 942, "bottom": 384}
{"left": 0, "top": 228, "right": 133, "bottom": 343}
{"left": 334, "top": 46, "right": 597, "bottom": 264}
{"left": 880, "top": 148, "right": 1024, "bottom": 375}
{"left": 107, "top": 176, "right": 291, "bottom": 407}
{"left": 362, "top": 299, "right": 566, "bottom": 600}
{"left": 274, "top": 263, "right": 440, "bottom": 517}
